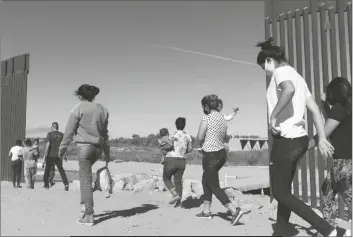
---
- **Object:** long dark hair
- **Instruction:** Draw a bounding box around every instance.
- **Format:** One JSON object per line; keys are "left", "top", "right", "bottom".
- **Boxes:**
{"left": 256, "top": 37, "right": 286, "bottom": 65}
{"left": 326, "top": 77, "right": 352, "bottom": 115}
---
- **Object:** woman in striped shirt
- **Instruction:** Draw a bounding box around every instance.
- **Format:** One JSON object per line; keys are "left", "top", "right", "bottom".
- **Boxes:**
{"left": 196, "top": 94, "right": 244, "bottom": 226}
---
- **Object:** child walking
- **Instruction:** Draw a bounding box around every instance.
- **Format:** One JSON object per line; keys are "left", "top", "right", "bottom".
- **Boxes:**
{"left": 158, "top": 128, "right": 174, "bottom": 164}
{"left": 308, "top": 77, "right": 352, "bottom": 235}
{"left": 19, "top": 139, "right": 39, "bottom": 189}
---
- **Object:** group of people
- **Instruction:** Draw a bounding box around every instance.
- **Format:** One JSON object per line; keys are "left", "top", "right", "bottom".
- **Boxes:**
{"left": 7, "top": 37, "right": 351, "bottom": 236}
{"left": 9, "top": 122, "right": 70, "bottom": 190}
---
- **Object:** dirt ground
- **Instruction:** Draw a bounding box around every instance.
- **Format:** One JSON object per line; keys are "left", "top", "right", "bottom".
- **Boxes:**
{"left": 1, "top": 161, "right": 351, "bottom": 236}
{"left": 1, "top": 181, "right": 351, "bottom": 236}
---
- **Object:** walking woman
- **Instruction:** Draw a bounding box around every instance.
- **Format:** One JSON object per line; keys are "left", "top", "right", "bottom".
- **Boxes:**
{"left": 256, "top": 37, "right": 349, "bottom": 236}
{"left": 162, "top": 117, "right": 193, "bottom": 207}
{"left": 196, "top": 94, "right": 243, "bottom": 226}
{"left": 308, "top": 77, "right": 352, "bottom": 234}
{"left": 58, "top": 84, "right": 110, "bottom": 227}
{"left": 8, "top": 140, "right": 23, "bottom": 188}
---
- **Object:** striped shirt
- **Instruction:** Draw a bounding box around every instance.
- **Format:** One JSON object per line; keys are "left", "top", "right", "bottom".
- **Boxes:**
{"left": 201, "top": 111, "right": 227, "bottom": 152}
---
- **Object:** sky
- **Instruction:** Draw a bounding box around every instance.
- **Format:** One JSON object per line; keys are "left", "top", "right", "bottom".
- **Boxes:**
{"left": 1, "top": 1, "right": 273, "bottom": 139}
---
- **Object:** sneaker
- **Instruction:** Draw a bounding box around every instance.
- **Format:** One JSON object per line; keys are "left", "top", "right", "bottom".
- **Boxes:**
{"left": 79, "top": 204, "right": 86, "bottom": 219}
{"left": 77, "top": 213, "right": 94, "bottom": 227}
{"left": 195, "top": 212, "right": 213, "bottom": 220}
{"left": 231, "top": 207, "right": 244, "bottom": 226}
{"left": 64, "top": 185, "right": 69, "bottom": 191}
{"left": 174, "top": 199, "right": 182, "bottom": 208}
{"left": 50, "top": 182, "right": 55, "bottom": 187}
{"left": 42, "top": 186, "right": 49, "bottom": 190}
{"left": 169, "top": 195, "right": 181, "bottom": 205}
{"left": 16, "top": 184, "right": 22, "bottom": 188}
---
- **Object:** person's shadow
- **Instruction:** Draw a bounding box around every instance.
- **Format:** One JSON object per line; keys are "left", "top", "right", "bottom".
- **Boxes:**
{"left": 181, "top": 196, "right": 204, "bottom": 209}
{"left": 94, "top": 204, "right": 159, "bottom": 225}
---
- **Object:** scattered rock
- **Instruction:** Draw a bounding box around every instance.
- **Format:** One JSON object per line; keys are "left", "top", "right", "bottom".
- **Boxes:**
{"left": 182, "top": 180, "right": 193, "bottom": 201}
{"left": 71, "top": 180, "right": 80, "bottom": 190}
{"left": 113, "top": 179, "right": 126, "bottom": 191}
{"left": 191, "top": 181, "right": 203, "bottom": 199}
{"left": 125, "top": 183, "right": 134, "bottom": 191}
{"left": 133, "top": 179, "right": 155, "bottom": 192}
{"left": 156, "top": 180, "right": 166, "bottom": 192}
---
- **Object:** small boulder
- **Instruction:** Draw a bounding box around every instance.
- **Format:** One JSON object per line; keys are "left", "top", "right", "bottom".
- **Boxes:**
{"left": 156, "top": 180, "right": 166, "bottom": 192}
{"left": 182, "top": 180, "right": 193, "bottom": 201}
{"left": 190, "top": 181, "right": 203, "bottom": 199}
{"left": 133, "top": 179, "right": 155, "bottom": 193}
{"left": 113, "top": 179, "right": 126, "bottom": 191}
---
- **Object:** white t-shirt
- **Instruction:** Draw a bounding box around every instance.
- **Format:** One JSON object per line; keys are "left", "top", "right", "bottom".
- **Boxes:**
{"left": 266, "top": 65, "right": 312, "bottom": 138}
{"left": 9, "top": 145, "right": 22, "bottom": 161}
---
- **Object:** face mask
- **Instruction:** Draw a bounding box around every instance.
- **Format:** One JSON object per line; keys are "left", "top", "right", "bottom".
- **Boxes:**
{"left": 264, "top": 58, "right": 276, "bottom": 77}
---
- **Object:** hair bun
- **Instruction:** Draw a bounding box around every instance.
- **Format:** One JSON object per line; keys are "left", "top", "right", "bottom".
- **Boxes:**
{"left": 88, "top": 85, "right": 100, "bottom": 96}
{"left": 256, "top": 37, "right": 274, "bottom": 50}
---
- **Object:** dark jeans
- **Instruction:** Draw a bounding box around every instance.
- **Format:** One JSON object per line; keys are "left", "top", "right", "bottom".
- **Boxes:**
{"left": 11, "top": 159, "right": 22, "bottom": 186}
{"left": 78, "top": 144, "right": 101, "bottom": 215}
{"left": 202, "top": 149, "right": 231, "bottom": 206}
{"left": 48, "top": 165, "right": 55, "bottom": 184}
{"left": 270, "top": 135, "right": 334, "bottom": 236}
{"left": 43, "top": 157, "right": 68, "bottom": 187}
{"left": 163, "top": 157, "right": 186, "bottom": 197}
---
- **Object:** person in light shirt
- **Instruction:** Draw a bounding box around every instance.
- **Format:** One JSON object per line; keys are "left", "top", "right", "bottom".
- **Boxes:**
{"left": 256, "top": 37, "right": 348, "bottom": 237}
{"left": 8, "top": 140, "right": 23, "bottom": 188}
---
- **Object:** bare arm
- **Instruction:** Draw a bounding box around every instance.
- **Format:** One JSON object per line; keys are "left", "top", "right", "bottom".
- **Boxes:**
{"left": 270, "top": 80, "right": 295, "bottom": 120}
{"left": 306, "top": 97, "right": 326, "bottom": 141}
{"left": 186, "top": 137, "right": 193, "bottom": 154}
{"left": 308, "top": 118, "right": 340, "bottom": 149}
{"left": 306, "top": 96, "right": 334, "bottom": 157}
{"left": 197, "top": 120, "right": 208, "bottom": 146}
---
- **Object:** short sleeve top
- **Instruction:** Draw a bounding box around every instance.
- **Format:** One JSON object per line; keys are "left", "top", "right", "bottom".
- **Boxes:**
{"left": 201, "top": 111, "right": 227, "bottom": 152}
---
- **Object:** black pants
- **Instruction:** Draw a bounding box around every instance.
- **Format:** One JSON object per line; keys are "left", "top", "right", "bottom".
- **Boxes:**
{"left": 163, "top": 157, "right": 186, "bottom": 197}
{"left": 202, "top": 149, "right": 231, "bottom": 206}
{"left": 270, "top": 135, "right": 333, "bottom": 236}
{"left": 43, "top": 157, "right": 68, "bottom": 187}
{"left": 11, "top": 159, "right": 22, "bottom": 186}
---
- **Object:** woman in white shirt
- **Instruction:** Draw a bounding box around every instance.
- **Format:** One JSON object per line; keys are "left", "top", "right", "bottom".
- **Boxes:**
{"left": 256, "top": 37, "right": 348, "bottom": 237}
{"left": 8, "top": 140, "right": 23, "bottom": 188}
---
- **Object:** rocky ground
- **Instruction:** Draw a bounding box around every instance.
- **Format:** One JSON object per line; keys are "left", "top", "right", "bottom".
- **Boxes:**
{"left": 1, "top": 180, "right": 351, "bottom": 236}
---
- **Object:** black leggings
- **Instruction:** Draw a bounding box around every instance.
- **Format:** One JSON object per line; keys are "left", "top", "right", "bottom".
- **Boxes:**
{"left": 270, "top": 135, "right": 334, "bottom": 236}
{"left": 202, "top": 149, "right": 231, "bottom": 206}
{"left": 11, "top": 159, "right": 22, "bottom": 186}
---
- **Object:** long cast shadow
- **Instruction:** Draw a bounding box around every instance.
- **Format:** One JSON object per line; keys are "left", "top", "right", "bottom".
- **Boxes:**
{"left": 181, "top": 196, "right": 204, "bottom": 209}
{"left": 94, "top": 204, "right": 159, "bottom": 225}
